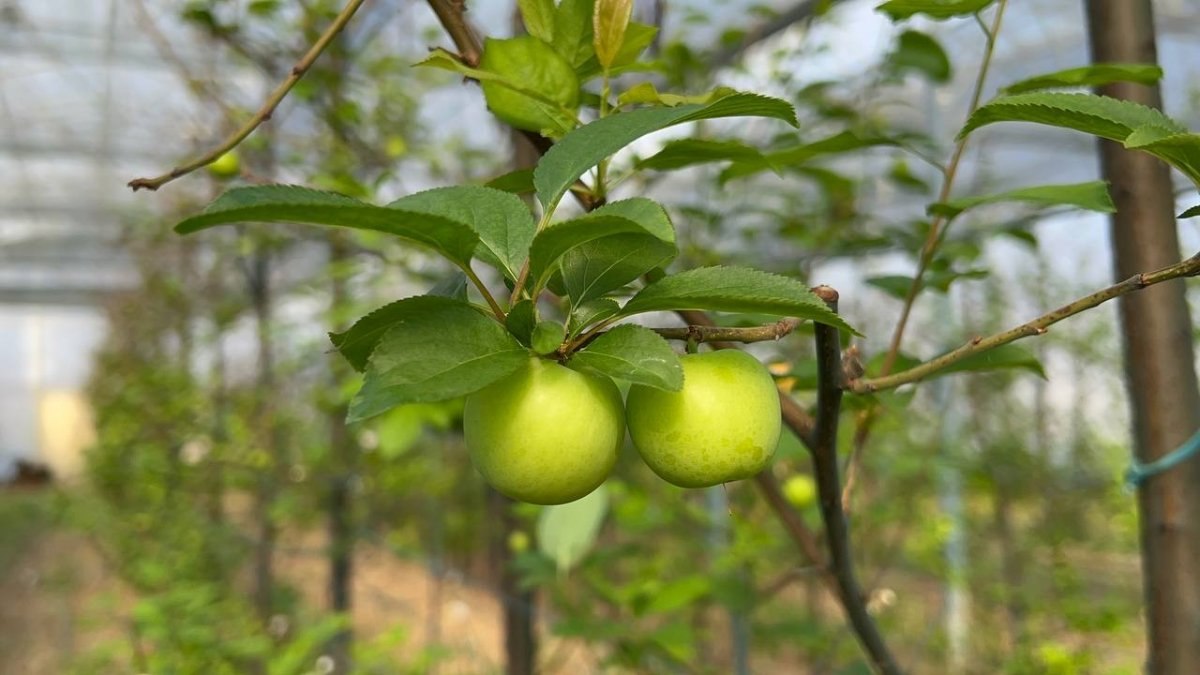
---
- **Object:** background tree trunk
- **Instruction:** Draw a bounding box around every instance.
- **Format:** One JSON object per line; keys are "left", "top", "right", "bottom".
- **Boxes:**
{"left": 1084, "top": 1, "right": 1200, "bottom": 671}
{"left": 326, "top": 233, "right": 355, "bottom": 672}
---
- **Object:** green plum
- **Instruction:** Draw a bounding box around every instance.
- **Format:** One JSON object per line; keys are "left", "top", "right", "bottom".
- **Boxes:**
{"left": 464, "top": 358, "right": 624, "bottom": 505}
{"left": 626, "top": 350, "right": 781, "bottom": 488}
{"left": 207, "top": 150, "right": 241, "bottom": 179}
{"left": 783, "top": 474, "right": 817, "bottom": 509}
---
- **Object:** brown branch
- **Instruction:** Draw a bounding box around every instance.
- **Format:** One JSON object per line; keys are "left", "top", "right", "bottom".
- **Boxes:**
{"left": 810, "top": 286, "right": 902, "bottom": 675}
{"left": 847, "top": 250, "right": 1200, "bottom": 394}
{"left": 426, "top": 0, "right": 482, "bottom": 66}
{"left": 127, "top": 0, "right": 368, "bottom": 191}
{"left": 754, "top": 472, "right": 833, "bottom": 590}
{"left": 653, "top": 318, "right": 801, "bottom": 344}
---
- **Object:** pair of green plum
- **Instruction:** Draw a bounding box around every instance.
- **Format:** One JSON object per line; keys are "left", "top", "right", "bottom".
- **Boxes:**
{"left": 464, "top": 349, "right": 782, "bottom": 505}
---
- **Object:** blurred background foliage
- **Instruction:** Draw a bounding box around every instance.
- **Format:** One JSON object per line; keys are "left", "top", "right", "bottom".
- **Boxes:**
{"left": 3, "top": 0, "right": 1198, "bottom": 673}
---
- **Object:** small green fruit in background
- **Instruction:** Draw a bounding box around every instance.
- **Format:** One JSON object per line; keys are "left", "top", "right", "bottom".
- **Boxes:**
{"left": 507, "top": 530, "right": 530, "bottom": 553}
{"left": 626, "top": 350, "right": 781, "bottom": 488}
{"left": 782, "top": 474, "right": 817, "bottom": 509}
{"left": 207, "top": 150, "right": 241, "bottom": 179}
{"left": 464, "top": 358, "right": 623, "bottom": 505}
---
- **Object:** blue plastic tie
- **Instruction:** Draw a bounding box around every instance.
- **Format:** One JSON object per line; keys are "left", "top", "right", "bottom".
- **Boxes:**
{"left": 1125, "top": 427, "right": 1200, "bottom": 489}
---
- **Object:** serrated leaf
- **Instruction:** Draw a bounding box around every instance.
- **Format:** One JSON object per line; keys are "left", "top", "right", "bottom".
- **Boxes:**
{"left": 538, "top": 483, "right": 608, "bottom": 572}
{"left": 348, "top": 297, "right": 528, "bottom": 421}
{"left": 959, "top": 92, "right": 1184, "bottom": 142}
{"left": 484, "top": 168, "right": 535, "bottom": 195}
{"left": 928, "top": 181, "right": 1115, "bottom": 221}
{"left": 593, "top": 0, "right": 633, "bottom": 70}
{"left": 479, "top": 36, "right": 580, "bottom": 136}
{"left": 534, "top": 93, "right": 798, "bottom": 209}
{"left": 877, "top": 0, "right": 994, "bottom": 20}
{"left": 519, "top": 0, "right": 556, "bottom": 42}
{"left": 616, "top": 82, "right": 737, "bottom": 108}
{"left": 619, "top": 266, "right": 860, "bottom": 336}
{"left": 721, "top": 130, "right": 901, "bottom": 182}
{"left": 528, "top": 211, "right": 667, "bottom": 291}
{"left": 389, "top": 186, "right": 535, "bottom": 280}
{"left": 506, "top": 300, "right": 537, "bottom": 346}
{"left": 427, "top": 272, "right": 469, "bottom": 302}
{"left": 555, "top": 199, "right": 677, "bottom": 303}
{"left": 961, "top": 92, "right": 1200, "bottom": 188}
{"left": 569, "top": 298, "right": 621, "bottom": 335}
{"left": 1180, "top": 205, "right": 1200, "bottom": 219}
{"left": 553, "top": 0, "right": 597, "bottom": 68}
{"left": 531, "top": 321, "right": 566, "bottom": 355}
{"left": 888, "top": 30, "right": 951, "bottom": 83}
{"left": 175, "top": 185, "right": 478, "bottom": 266}
{"left": 1002, "top": 63, "right": 1164, "bottom": 95}
{"left": 636, "top": 138, "right": 771, "bottom": 171}
{"left": 569, "top": 324, "right": 682, "bottom": 391}
{"left": 939, "top": 344, "right": 1046, "bottom": 379}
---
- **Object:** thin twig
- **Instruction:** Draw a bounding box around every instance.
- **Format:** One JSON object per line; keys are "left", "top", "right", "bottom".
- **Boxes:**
{"left": 847, "top": 250, "right": 1200, "bottom": 394}
{"left": 127, "top": 0, "right": 368, "bottom": 191}
{"left": 754, "top": 472, "right": 834, "bottom": 593}
{"left": 878, "top": 0, "right": 1008, "bottom": 375}
{"left": 426, "top": 0, "right": 482, "bottom": 66}
{"left": 845, "top": 0, "right": 1009, "bottom": 509}
{"left": 810, "top": 286, "right": 902, "bottom": 675}
{"left": 653, "top": 318, "right": 801, "bottom": 344}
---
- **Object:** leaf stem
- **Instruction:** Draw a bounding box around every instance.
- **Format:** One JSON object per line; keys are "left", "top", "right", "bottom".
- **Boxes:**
{"left": 127, "top": 0, "right": 367, "bottom": 191}
{"left": 848, "top": 249, "right": 1200, "bottom": 393}
{"left": 461, "top": 264, "right": 506, "bottom": 321}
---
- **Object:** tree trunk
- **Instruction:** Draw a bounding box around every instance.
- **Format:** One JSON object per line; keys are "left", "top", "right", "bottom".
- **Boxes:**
{"left": 1084, "top": 2, "right": 1200, "bottom": 671}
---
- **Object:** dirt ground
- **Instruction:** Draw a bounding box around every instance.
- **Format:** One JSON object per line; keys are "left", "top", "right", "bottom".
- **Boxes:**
{"left": 0, "top": 525, "right": 598, "bottom": 675}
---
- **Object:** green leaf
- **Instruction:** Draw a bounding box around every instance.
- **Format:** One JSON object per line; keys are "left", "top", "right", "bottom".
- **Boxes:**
{"left": 174, "top": 185, "right": 478, "bottom": 266}
{"left": 506, "top": 300, "right": 537, "bottom": 346}
{"left": 619, "top": 266, "right": 860, "bottom": 335}
{"left": 555, "top": 199, "right": 677, "bottom": 303}
{"left": 593, "top": 0, "right": 633, "bottom": 70}
{"left": 531, "top": 320, "right": 566, "bottom": 355}
{"left": 939, "top": 344, "right": 1046, "bottom": 379}
{"left": 518, "top": 0, "right": 556, "bottom": 42}
{"left": 865, "top": 275, "right": 914, "bottom": 300}
{"left": 928, "top": 181, "right": 1116, "bottom": 221}
{"left": 553, "top": 0, "right": 597, "bottom": 68}
{"left": 888, "top": 30, "right": 951, "bottom": 83}
{"left": 528, "top": 210, "right": 669, "bottom": 291}
{"left": 959, "top": 92, "right": 1184, "bottom": 142}
{"left": 568, "top": 298, "right": 621, "bottom": 335}
{"left": 961, "top": 92, "right": 1200, "bottom": 187}
{"left": 616, "top": 83, "right": 737, "bottom": 108}
{"left": 1180, "top": 205, "right": 1200, "bottom": 219}
{"left": 427, "top": 272, "right": 469, "bottom": 302}
{"left": 877, "top": 0, "right": 995, "bottom": 20}
{"left": 348, "top": 297, "right": 528, "bottom": 422}
{"left": 479, "top": 36, "right": 581, "bottom": 136}
{"left": 721, "top": 130, "right": 901, "bottom": 182}
{"left": 484, "top": 168, "right": 535, "bottom": 195}
{"left": 636, "top": 139, "right": 771, "bottom": 171}
{"left": 537, "top": 483, "right": 608, "bottom": 572}
{"left": 568, "top": 324, "right": 683, "bottom": 391}
{"left": 1002, "top": 64, "right": 1164, "bottom": 95}
{"left": 389, "top": 186, "right": 535, "bottom": 280}
{"left": 535, "top": 93, "right": 798, "bottom": 209}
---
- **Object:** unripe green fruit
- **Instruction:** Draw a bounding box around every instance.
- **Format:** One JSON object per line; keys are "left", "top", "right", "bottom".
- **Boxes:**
{"left": 464, "top": 359, "right": 623, "bottom": 505}
{"left": 207, "top": 151, "right": 241, "bottom": 179}
{"left": 507, "top": 530, "right": 530, "bottom": 553}
{"left": 626, "top": 350, "right": 781, "bottom": 488}
{"left": 782, "top": 474, "right": 817, "bottom": 509}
